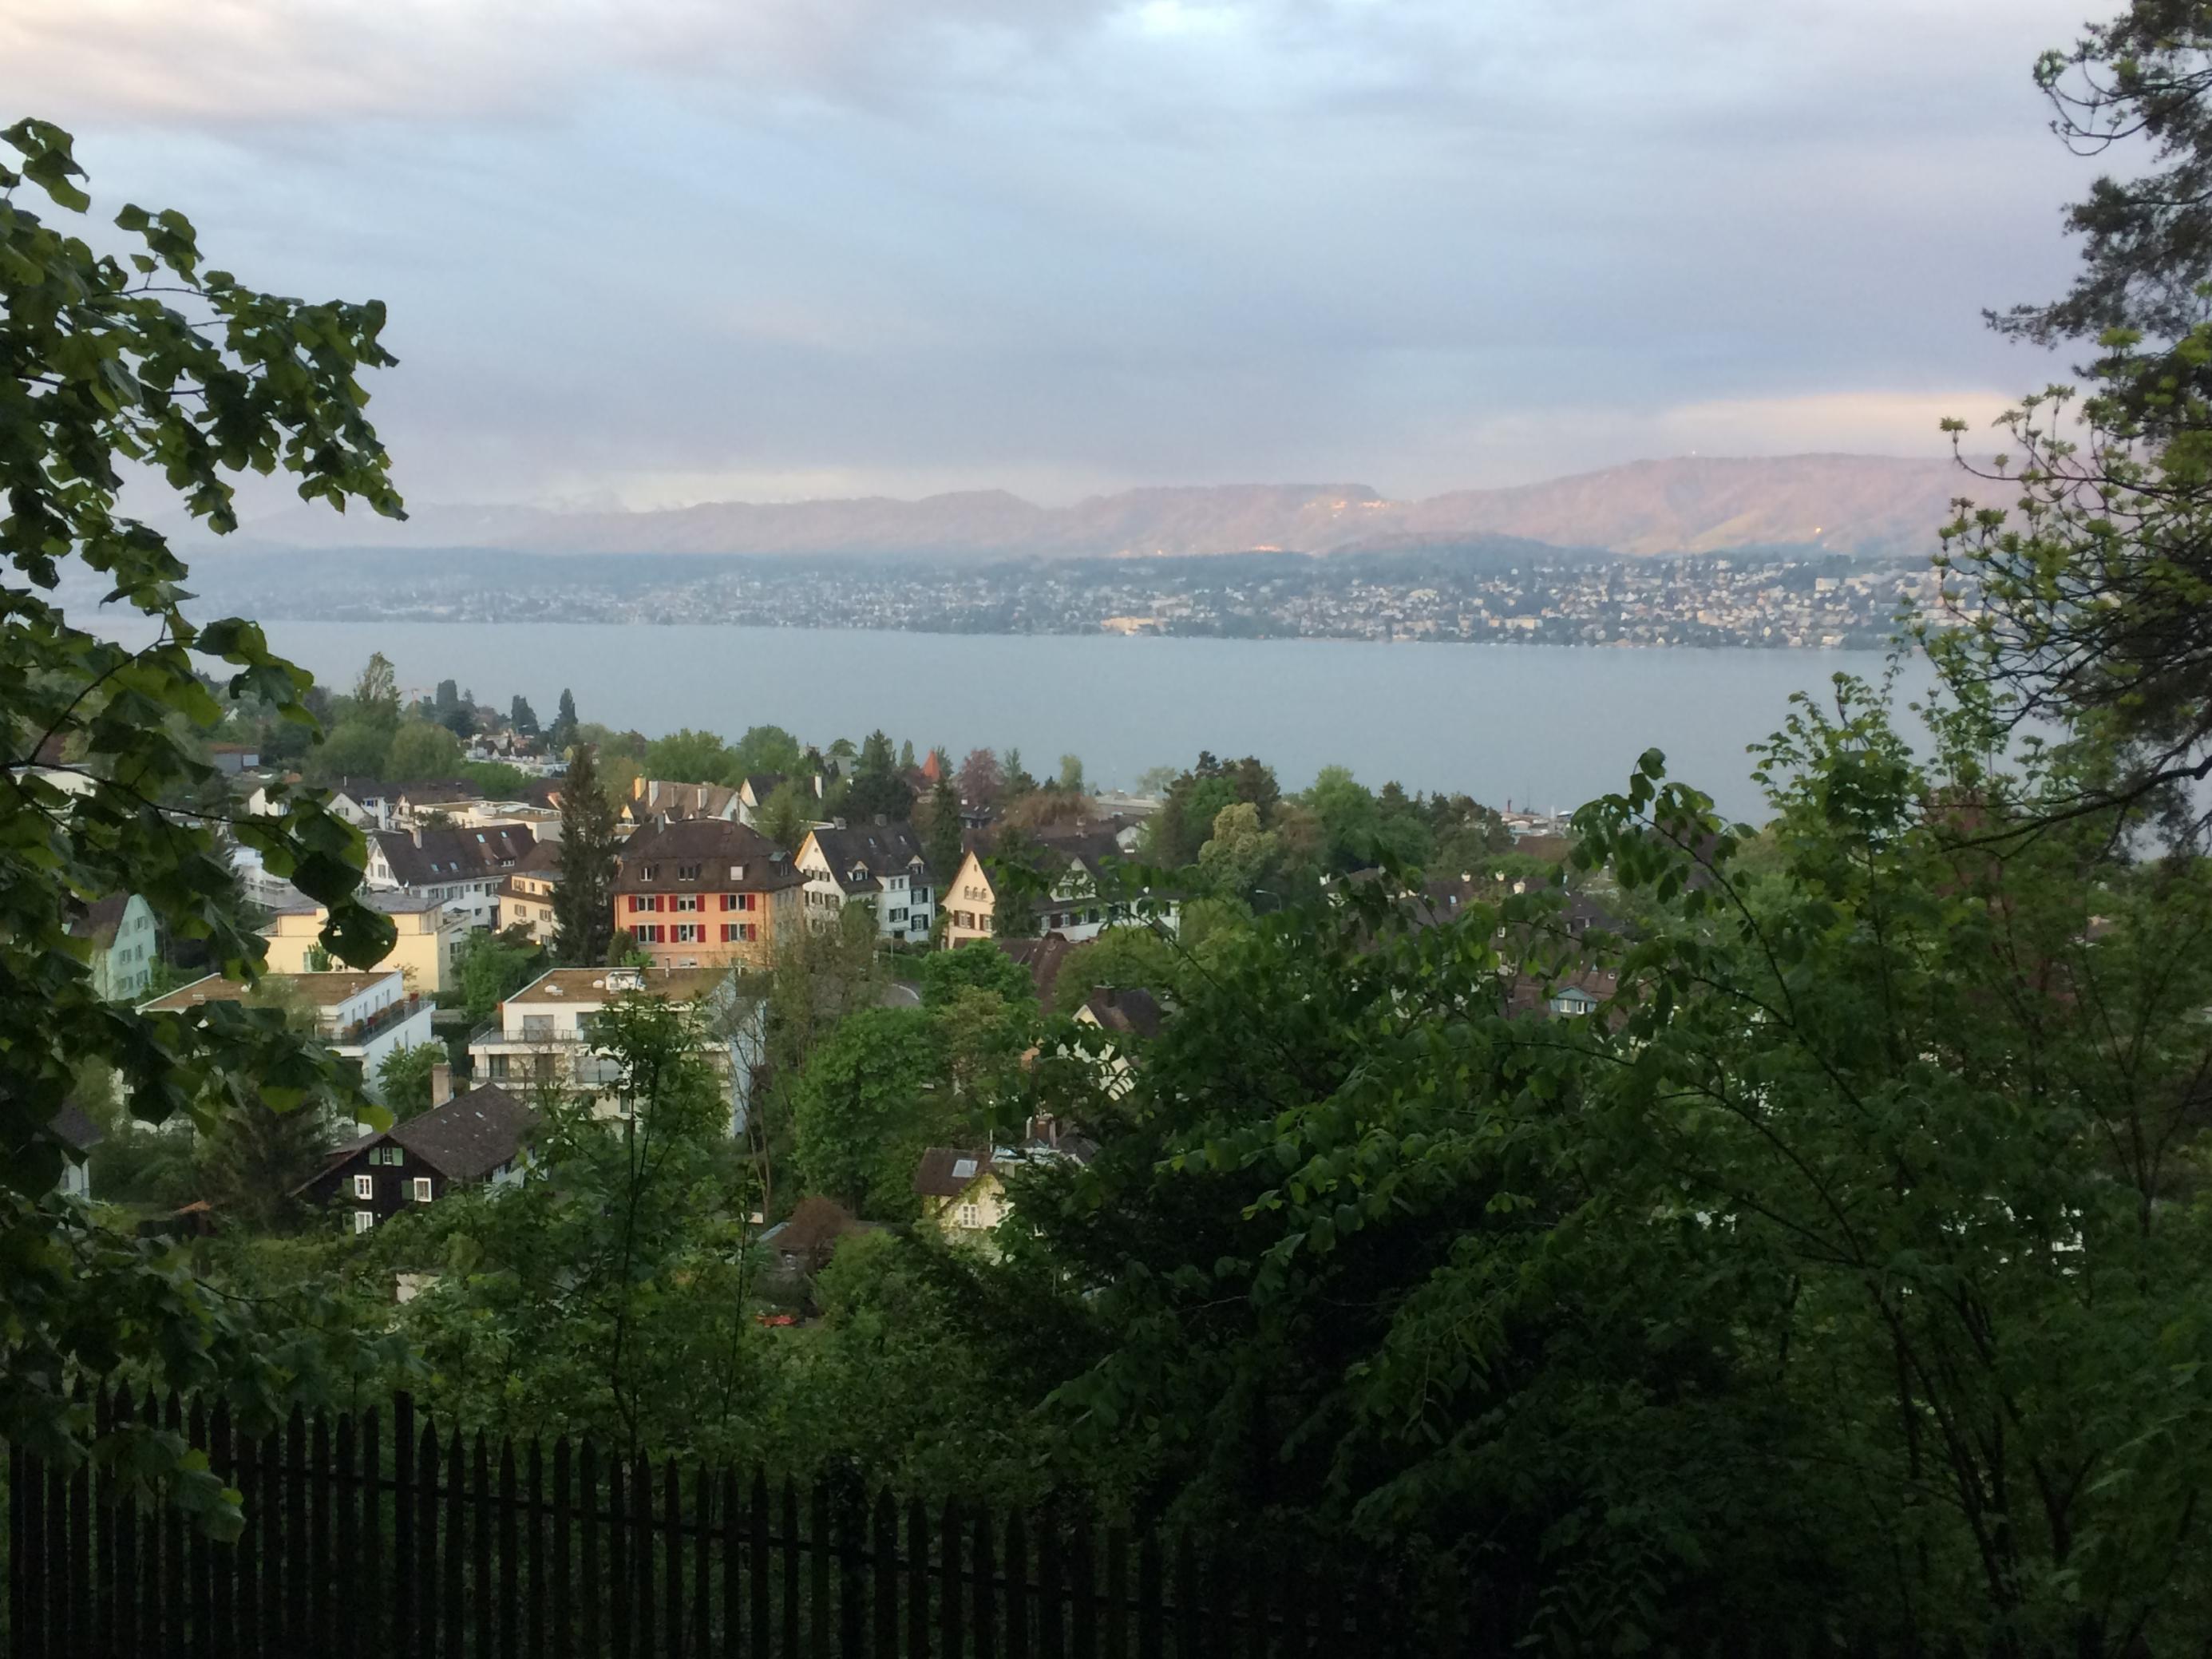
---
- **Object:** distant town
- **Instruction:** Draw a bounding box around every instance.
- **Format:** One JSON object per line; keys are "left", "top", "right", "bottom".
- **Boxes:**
{"left": 181, "top": 544, "right": 1967, "bottom": 648}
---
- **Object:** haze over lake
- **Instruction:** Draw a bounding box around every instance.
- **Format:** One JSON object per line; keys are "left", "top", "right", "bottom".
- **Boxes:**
{"left": 126, "top": 619, "right": 1937, "bottom": 822}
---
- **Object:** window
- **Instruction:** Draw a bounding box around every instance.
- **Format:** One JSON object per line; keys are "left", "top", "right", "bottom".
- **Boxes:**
{"left": 352, "top": 1173, "right": 374, "bottom": 1200}
{"left": 719, "top": 893, "right": 736, "bottom": 911}
{"left": 629, "top": 895, "right": 643, "bottom": 913}
{"left": 957, "top": 1203, "right": 979, "bottom": 1229}
{"left": 720, "top": 924, "right": 738, "bottom": 943}
{"left": 412, "top": 1178, "right": 434, "bottom": 1203}
{"left": 639, "top": 864, "right": 659, "bottom": 880}
{"left": 740, "top": 893, "right": 757, "bottom": 913}
{"left": 738, "top": 923, "right": 758, "bottom": 942}
{"left": 390, "top": 1146, "right": 403, "bottom": 1166}
{"left": 675, "top": 894, "right": 699, "bottom": 912}
{"left": 678, "top": 863, "right": 702, "bottom": 881}
{"left": 675, "top": 924, "right": 702, "bottom": 943}
{"left": 353, "top": 1210, "right": 375, "bottom": 1234}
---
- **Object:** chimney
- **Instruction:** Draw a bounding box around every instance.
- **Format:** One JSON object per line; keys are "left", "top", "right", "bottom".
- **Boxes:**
{"left": 429, "top": 1061, "right": 452, "bottom": 1108}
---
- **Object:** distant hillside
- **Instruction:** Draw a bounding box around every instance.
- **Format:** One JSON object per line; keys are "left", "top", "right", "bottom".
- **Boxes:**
{"left": 231, "top": 454, "right": 1983, "bottom": 561}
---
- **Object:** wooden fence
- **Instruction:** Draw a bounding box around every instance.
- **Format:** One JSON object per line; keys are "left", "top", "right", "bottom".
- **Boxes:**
{"left": 5, "top": 1388, "right": 1466, "bottom": 1658}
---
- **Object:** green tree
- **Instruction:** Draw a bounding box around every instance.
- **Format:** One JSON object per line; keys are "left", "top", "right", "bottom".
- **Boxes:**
{"left": 845, "top": 728, "right": 916, "bottom": 822}
{"left": 374, "top": 1042, "right": 443, "bottom": 1119}
{"left": 920, "top": 772, "right": 964, "bottom": 893}
{"left": 194, "top": 1092, "right": 332, "bottom": 1233}
{"left": 433, "top": 678, "right": 458, "bottom": 712}
{"left": 549, "top": 688, "right": 579, "bottom": 751}
{"left": 554, "top": 743, "right": 619, "bottom": 966}
{"left": 957, "top": 749, "right": 1003, "bottom": 805}
{"left": 386, "top": 719, "right": 465, "bottom": 780}
{"left": 898, "top": 738, "right": 917, "bottom": 771}
{"left": 508, "top": 695, "right": 539, "bottom": 736}
{"left": 1196, "top": 801, "right": 1281, "bottom": 899}
{"left": 453, "top": 928, "right": 541, "bottom": 1024}
{"left": 1303, "top": 765, "right": 1382, "bottom": 871}
{"left": 352, "top": 652, "right": 402, "bottom": 730}
{"left": 1002, "top": 746, "right": 1038, "bottom": 797}
{"left": 917, "top": 942, "right": 1035, "bottom": 1008}
{"left": 731, "top": 723, "right": 804, "bottom": 778}
{"left": 1049, "top": 925, "right": 1180, "bottom": 1016}
{"left": 790, "top": 1007, "right": 944, "bottom": 1215}
{"left": 1057, "top": 754, "right": 1086, "bottom": 794}
{"left": 0, "top": 117, "right": 399, "bottom": 1493}
{"left": 756, "top": 779, "right": 813, "bottom": 853}
{"left": 643, "top": 727, "right": 737, "bottom": 786}
{"left": 306, "top": 719, "right": 391, "bottom": 782}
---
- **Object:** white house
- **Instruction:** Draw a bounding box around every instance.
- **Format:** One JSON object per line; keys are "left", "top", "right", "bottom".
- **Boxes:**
{"left": 466, "top": 964, "right": 767, "bottom": 1133}
{"left": 140, "top": 968, "right": 434, "bottom": 1122}
{"left": 793, "top": 820, "right": 936, "bottom": 946}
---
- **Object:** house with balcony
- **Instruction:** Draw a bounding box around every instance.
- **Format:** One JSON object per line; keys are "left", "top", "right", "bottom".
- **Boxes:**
{"left": 70, "top": 893, "right": 158, "bottom": 1004}
{"left": 467, "top": 964, "right": 767, "bottom": 1132}
{"left": 793, "top": 820, "right": 935, "bottom": 946}
{"left": 611, "top": 818, "right": 804, "bottom": 972}
{"left": 140, "top": 967, "right": 433, "bottom": 1115}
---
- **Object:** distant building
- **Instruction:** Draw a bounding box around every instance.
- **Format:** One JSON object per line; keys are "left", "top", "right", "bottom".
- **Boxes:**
{"left": 758, "top": 1195, "right": 880, "bottom": 1286}
{"left": 913, "top": 1130, "right": 1091, "bottom": 1252}
{"left": 734, "top": 774, "right": 787, "bottom": 829}
{"left": 207, "top": 743, "right": 260, "bottom": 775}
{"left": 47, "top": 1106, "right": 103, "bottom": 1203}
{"left": 366, "top": 822, "right": 541, "bottom": 932}
{"left": 619, "top": 778, "right": 739, "bottom": 834}
{"left": 466, "top": 964, "right": 766, "bottom": 1131}
{"left": 259, "top": 889, "right": 468, "bottom": 996}
{"left": 793, "top": 820, "right": 936, "bottom": 945}
{"left": 940, "top": 828, "right": 1174, "bottom": 947}
{"left": 496, "top": 840, "right": 564, "bottom": 945}
{"left": 140, "top": 968, "right": 433, "bottom": 1114}
{"left": 300, "top": 1081, "right": 536, "bottom": 1235}
{"left": 71, "top": 893, "right": 158, "bottom": 1004}
{"left": 612, "top": 818, "right": 803, "bottom": 972}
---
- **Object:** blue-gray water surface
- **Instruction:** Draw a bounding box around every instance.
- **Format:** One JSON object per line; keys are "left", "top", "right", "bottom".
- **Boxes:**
{"left": 117, "top": 618, "right": 1938, "bottom": 823}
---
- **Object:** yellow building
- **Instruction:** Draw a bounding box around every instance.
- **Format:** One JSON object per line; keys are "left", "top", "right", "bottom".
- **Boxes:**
{"left": 497, "top": 841, "right": 563, "bottom": 945}
{"left": 259, "top": 891, "right": 467, "bottom": 995}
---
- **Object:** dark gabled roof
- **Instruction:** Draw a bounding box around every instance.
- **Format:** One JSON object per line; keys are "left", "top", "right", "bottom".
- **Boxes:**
{"left": 810, "top": 821, "right": 929, "bottom": 893}
{"left": 68, "top": 893, "right": 130, "bottom": 948}
{"left": 48, "top": 1104, "right": 105, "bottom": 1154}
{"left": 512, "top": 839, "right": 564, "bottom": 875}
{"left": 373, "top": 825, "right": 540, "bottom": 887}
{"left": 912, "top": 1146, "right": 995, "bottom": 1199}
{"left": 390, "top": 1084, "right": 536, "bottom": 1182}
{"left": 763, "top": 1194, "right": 865, "bottom": 1254}
{"left": 1081, "top": 986, "right": 1163, "bottom": 1039}
{"left": 741, "top": 773, "right": 786, "bottom": 803}
{"left": 991, "top": 936, "right": 1075, "bottom": 1005}
{"left": 615, "top": 818, "right": 801, "bottom": 893}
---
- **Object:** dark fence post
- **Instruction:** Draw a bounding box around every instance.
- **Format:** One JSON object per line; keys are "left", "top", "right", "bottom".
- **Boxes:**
{"left": 691, "top": 1463, "right": 711, "bottom": 1659}
{"left": 335, "top": 1413, "right": 358, "bottom": 1659}
{"left": 473, "top": 1431, "right": 493, "bottom": 1651}
{"left": 972, "top": 1505, "right": 997, "bottom": 1659}
{"left": 415, "top": 1422, "right": 439, "bottom": 1658}
{"left": 809, "top": 1479, "right": 833, "bottom": 1659}
{"left": 1135, "top": 1532, "right": 1161, "bottom": 1659}
{"left": 839, "top": 1485, "right": 863, "bottom": 1659}
{"left": 311, "top": 1410, "right": 334, "bottom": 1653}
{"left": 635, "top": 1455, "right": 657, "bottom": 1659}
{"left": 906, "top": 1495, "right": 931, "bottom": 1659}
{"left": 393, "top": 1398, "right": 414, "bottom": 1659}
{"left": 608, "top": 1452, "right": 629, "bottom": 1659}
{"left": 939, "top": 1500, "right": 964, "bottom": 1659}
{"left": 568, "top": 1439, "right": 590, "bottom": 1659}
{"left": 872, "top": 1489, "right": 899, "bottom": 1659}
{"left": 502, "top": 1439, "right": 521, "bottom": 1659}
{"left": 663, "top": 1457, "right": 685, "bottom": 1659}
{"left": 1106, "top": 1527, "right": 1129, "bottom": 1659}
{"left": 114, "top": 1392, "right": 141, "bottom": 1659}
{"left": 720, "top": 1468, "right": 743, "bottom": 1659}
{"left": 161, "top": 1393, "right": 186, "bottom": 1659}
{"left": 1069, "top": 1512, "right": 1095, "bottom": 1659}
{"left": 748, "top": 1471, "right": 774, "bottom": 1659}
{"left": 538, "top": 1441, "right": 558, "bottom": 1659}
{"left": 443, "top": 1431, "right": 467, "bottom": 1655}
{"left": 1006, "top": 1511, "right": 1031, "bottom": 1659}
{"left": 1039, "top": 1509, "right": 1064, "bottom": 1659}
{"left": 184, "top": 1397, "right": 209, "bottom": 1659}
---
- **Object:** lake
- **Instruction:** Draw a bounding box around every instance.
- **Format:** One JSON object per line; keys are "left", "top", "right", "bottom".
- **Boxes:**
{"left": 111, "top": 618, "right": 1937, "bottom": 822}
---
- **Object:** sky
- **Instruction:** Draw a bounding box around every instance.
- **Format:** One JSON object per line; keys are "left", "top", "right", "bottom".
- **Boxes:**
{"left": 9, "top": 0, "right": 2103, "bottom": 512}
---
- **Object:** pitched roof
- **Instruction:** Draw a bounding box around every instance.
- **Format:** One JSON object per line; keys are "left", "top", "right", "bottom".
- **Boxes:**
{"left": 390, "top": 1084, "right": 536, "bottom": 1182}
{"left": 764, "top": 1194, "right": 865, "bottom": 1253}
{"left": 373, "top": 824, "right": 540, "bottom": 887}
{"left": 809, "top": 821, "right": 930, "bottom": 893}
{"left": 512, "top": 839, "right": 564, "bottom": 874}
{"left": 912, "top": 1146, "right": 995, "bottom": 1199}
{"left": 68, "top": 893, "right": 130, "bottom": 948}
{"left": 1080, "top": 986, "right": 1163, "bottom": 1039}
{"left": 48, "top": 1104, "right": 104, "bottom": 1154}
{"left": 991, "top": 936, "right": 1076, "bottom": 1005}
{"left": 740, "top": 773, "right": 786, "bottom": 804}
{"left": 614, "top": 818, "right": 801, "bottom": 893}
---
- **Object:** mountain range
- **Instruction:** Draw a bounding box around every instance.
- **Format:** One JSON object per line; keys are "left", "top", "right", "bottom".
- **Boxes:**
{"left": 230, "top": 453, "right": 1988, "bottom": 562}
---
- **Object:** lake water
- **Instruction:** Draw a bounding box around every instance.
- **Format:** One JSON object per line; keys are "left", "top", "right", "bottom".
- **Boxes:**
{"left": 115, "top": 617, "right": 1937, "bottom": 822}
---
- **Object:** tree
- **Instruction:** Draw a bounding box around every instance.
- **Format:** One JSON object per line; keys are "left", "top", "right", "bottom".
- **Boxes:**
{"left": 195, "top": 1094, "right": 331, "bottom": 1231}
{"left": 436, "top": 703, "right": 475, "bottom": 741}
{"left": 433, "top": 678, "right": 459, "bottom": 712}
{"left": 917, "top": 943, "right": 1035, "bottom": 1009}
{"left": 306, "top": 719, "right": 391, "bottom": 782}
{"left": 509, "top": 695, "right": 539, "bottom": 737}
{"left": 845, "top": 728, "right": 916, "bottom": 822}
{"left": 554, "top": 743, "right": 619, "bottom": 966}
{"left": 352, "top": 653, "right": 402, "bottom": 729}
{"left": 386, "top": 719, "right": 465, "bottom": 780}
{"left": 1002, "top": 746, "right": 1038, "bottom": 797}
{"left": 1303, "top": 765, "right": 1382, "bottom": 871}
{"left": 898, "top": 738, "right": 917, "bottom": 771}
{"left": 1057, "top": 754, "right": 1086, "bottom": 794}
{"left": 643, "top": 727, "right": 737, "bottom": 786}
{"left": 1196, "top": 802, "right": 1281, "bottom": 899}
{"left": 756, "top": 780, "right": 813, "bottom": 853}
{"left": 454, "top": 928, "right": 541, "bottom": 1024}
{"left": 550, "top": 688, "right": 580, "bottom": 752}
{"left": 920, "top": 773, "right": 964, "bottom": 892}
{"left": 0, "top": 118, "right": 399, "bottom": 1493}
{"left": 789, "top": 1007, "right": 944, "bottom": 1215}
{"left": 375, "top": 1043, "right": 444, "bottom": 1119}
{"left": 957, "top": 749, "right": 1003, "bottom": 806}
{"left": 1049, "top": 925, "right": 1180, "bottom": 1016}
{"left": 731, "top": 723, "right": 803, "bottom": 778}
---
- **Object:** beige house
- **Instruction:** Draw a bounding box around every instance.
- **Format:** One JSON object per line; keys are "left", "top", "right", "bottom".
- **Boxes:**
{"left": 912, "top": 1147, "right": 1014, "bottom": 1245}
{"left": 259, "top": 890, "right": 467, "bottom": 995}
{"left": 940, "top": 831, "right": 1176, "bottom": 948}
{"left": 497, "top": 841, "right": 563, "bottom": 944}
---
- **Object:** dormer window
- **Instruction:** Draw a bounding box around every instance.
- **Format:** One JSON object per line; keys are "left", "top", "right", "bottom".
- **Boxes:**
{"left": 678, "top": 863, "right": 702, "bottom": 881}
{"left": 640, "top": 864, "right": 659, "bottom": 881}
{"left": 732, "top": 864, "right": 746, "bottom": 881}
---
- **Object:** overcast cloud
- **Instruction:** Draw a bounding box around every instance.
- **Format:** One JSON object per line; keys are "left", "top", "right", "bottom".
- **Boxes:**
{"left": 7, "top": 0, "right": 2099, "bottom": 509}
